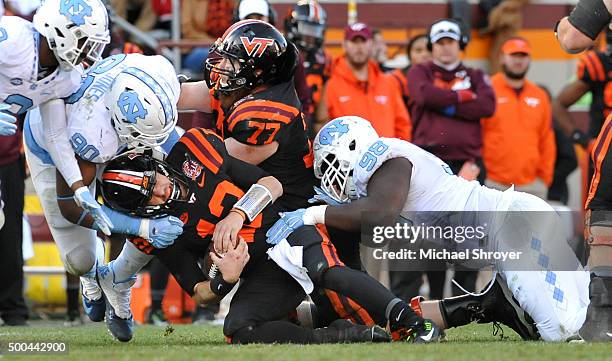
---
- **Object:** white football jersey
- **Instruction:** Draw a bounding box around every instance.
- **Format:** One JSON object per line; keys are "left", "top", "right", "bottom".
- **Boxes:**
{"left": 25, "top": 53, "right": 180, "bottom": 165}
{"left": 0, "top": 16, "right": 81, "bottom": 116}
{"left": 353, "top": 137, "right": 504, "bottom": 215}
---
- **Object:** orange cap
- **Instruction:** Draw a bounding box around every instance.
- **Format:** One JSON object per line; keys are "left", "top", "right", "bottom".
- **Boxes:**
{"left": 501, "top": 38, "right": 531, "bottom": 55}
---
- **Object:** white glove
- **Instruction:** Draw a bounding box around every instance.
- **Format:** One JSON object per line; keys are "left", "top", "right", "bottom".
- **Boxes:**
{"left": 73, "top": 187, "right": 113, "bottom": 236}
{"left": 0, "top": 104, "right": 17, "bottom": 136}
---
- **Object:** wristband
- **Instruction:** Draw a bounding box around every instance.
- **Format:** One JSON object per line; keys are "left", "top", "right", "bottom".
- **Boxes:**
{"left": 229, "top": 208, "right": 247, "bottom": 221}
{"left": 210, "top": 273, "right": 237, "bottom": 297}
{"left": 233, "top": 184, "right": 273, "bottom": 222}
{"left": 567, "top": 0, "right": 612, "bottom": 40}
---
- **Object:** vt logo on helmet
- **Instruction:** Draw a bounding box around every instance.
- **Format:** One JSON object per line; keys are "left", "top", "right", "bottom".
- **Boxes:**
{"left": 204, "top": 19, "right": 298, "bottom": 94}
{"left": 240, "top": 36, "right": 276, "bottom": 57}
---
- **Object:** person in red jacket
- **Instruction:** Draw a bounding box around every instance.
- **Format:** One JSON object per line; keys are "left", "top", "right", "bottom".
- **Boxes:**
{"left": 407, "top": 18, "right": 495, "bottom": 183}
{"left": 407, "top": 18, "right": 495, "bottom": 295}
{"left": 325, "top": 23, "right": 411, "bottom": 140}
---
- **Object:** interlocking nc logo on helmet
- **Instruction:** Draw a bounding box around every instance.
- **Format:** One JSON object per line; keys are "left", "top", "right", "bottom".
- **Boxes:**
{"left": 59, "top": 0, "right": 93, "bottom": 26}
{"left": 117, "top": 90, "right": 148, "bottom": 124}
{"left": 240, "top": 36, "right": 275, "bottom": 57}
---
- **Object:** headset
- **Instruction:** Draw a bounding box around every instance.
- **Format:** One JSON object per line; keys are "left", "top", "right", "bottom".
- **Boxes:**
{"left": 426, "top": 18, "right": 469, "bottom": 51}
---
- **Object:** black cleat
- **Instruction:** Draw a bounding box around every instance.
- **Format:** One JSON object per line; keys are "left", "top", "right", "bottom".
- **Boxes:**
{"left": 480, "top": 274, "right": 539, "bottom": 340}
{"left": 391, "top": 319, "right": 444, "bottom": 343}
{"left": 579, "top": 275, "right": 612, "bottom": 342}
{"left": 315, "top": 319, "right": 391, "bottom": 343}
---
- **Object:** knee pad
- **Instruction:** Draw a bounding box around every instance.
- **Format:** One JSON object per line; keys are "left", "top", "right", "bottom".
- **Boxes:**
{"left": 64, "top": 244, "right": 97, "bottom": 276}
{"left": 229, "top": 325, "right": 257, "bottom": 344}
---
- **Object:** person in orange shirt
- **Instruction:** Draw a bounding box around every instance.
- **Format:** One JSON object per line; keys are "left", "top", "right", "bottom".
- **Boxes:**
{"left": 324, "top": 23, "right": 411, "bottom": 140}
{"left": 482, "top": 37, "right": 556, "bottom": 200}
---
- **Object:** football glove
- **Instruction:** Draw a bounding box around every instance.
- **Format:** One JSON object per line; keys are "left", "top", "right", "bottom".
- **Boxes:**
{"left": 0, "top": 104, "right": 17, "bottom": 136}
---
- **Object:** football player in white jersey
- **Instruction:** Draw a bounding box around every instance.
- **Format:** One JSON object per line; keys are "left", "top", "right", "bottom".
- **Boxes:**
{"left": 266, "top": 116, "right": 591, "bottom": 342}
{"left": 25, "top": 53, "right": 186, "bottom": 342}
{"left": 0, "top": 0, "right": 114, "bottom": 234}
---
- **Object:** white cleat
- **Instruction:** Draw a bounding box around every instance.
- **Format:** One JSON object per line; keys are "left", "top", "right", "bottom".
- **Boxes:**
{"left": 97, "top": 261, "right": 136, "bottom": 342}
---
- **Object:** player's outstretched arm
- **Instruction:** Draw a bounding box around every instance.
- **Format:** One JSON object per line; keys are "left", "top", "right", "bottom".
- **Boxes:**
{"left": 177, "top": 81, "right": 212, "bottom": 113}
{"left": 213, "top": 175, "right": 282, "bottom": 254}
{"left": 325, "top": 157, "right": 413, "bottom": 232}
{"left": 266, "top": 158, "right": 413, "bottom": 245}
{"left": 552, "top": 80, "right": 591, "bottom": 146}
{"left": 555, "top": 0, "right": 612, "bottom": 53}
{"left": 56, "top": 160, "right": 183, "bottom": 248}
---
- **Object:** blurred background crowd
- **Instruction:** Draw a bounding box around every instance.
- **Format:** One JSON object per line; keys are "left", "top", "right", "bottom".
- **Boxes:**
{"left": 0, "top": 0, "right": 603, "bottom": 328}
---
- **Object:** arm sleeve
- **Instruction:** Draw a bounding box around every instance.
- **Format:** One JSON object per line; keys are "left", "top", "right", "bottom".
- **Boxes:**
{"left": 225, "top": 155, "right": 270, "bottom": 191}
{"left": 406, "top": 64, "right": 460, "bottom": 109}
{"left": 537, "top": 98, "right": 557, "bottom": 186}
{"left": 454, "top": 71, "right": 497, "bottom": 121}
{"left": 39, "top": 99, "right": 83, "bottom": 187}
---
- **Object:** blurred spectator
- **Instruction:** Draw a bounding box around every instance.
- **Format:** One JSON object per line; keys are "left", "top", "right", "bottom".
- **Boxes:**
{"left": 236, "top": 0, "right": 271, "bottom": 22}
{"left": 110, "top": 0, "right": 157, "bottom": 33}
{"left": 389, "top": 34, "right": 432, "bottom": 109}
{"left": 325, "top": 23, "right": 411, "bottom": 140}
{"left": 407, "top": 19, "right": 495, "bottom": 183}
{"left": 284, "top": 0, "right": 331, "bottom": 136}
{"left": 553, "top": 29, "right": 612, "bottom": 152}
{"left": 481, "top": 38, "right": 556, "bottom": 200}
{"left": 181, "top": 0, "right": 234, "bottom": 74}
{"left": 0, "top": 121, "right": 27, "bottom": 326}
{"left": 479, "top": 0, "right": 529, "bottom": 73}
{"left": 538, "top": 84, "right": 578, "bottom": 205}
{"left": 407, "top": 19, "right": 495, "bottom": 294}
{"left": 371, "top": 28, "right": 389, "bottom": 71}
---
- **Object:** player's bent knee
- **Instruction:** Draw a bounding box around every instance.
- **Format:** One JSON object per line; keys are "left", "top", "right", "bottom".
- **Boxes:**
{"left": 228, "top": 325, "right": 258, "bottom": 344}
{"left": 64, "top": 245, "right": 96, "bottom": 276}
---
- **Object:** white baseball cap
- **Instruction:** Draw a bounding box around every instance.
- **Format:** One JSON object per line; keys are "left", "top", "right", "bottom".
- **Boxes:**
{"left": 238, "top": 0, "right": 270, "bottom": 20}
{"left": 429, "top": 20, "right": 461, "bottom": 43}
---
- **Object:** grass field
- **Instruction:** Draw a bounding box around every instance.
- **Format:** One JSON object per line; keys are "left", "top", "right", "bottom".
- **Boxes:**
{"left": 0, "top": 322, "right": 610, "bottom": 361}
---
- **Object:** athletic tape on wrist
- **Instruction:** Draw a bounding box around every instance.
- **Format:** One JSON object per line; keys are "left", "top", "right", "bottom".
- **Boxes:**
{"left": 233, "top": 184, "right": 273, "bottom": 222}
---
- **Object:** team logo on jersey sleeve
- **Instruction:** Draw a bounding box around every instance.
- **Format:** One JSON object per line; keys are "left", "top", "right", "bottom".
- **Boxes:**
{"left": 117, "top": 91, "right": 148, "bottom": 123}
{"left": 59, "top": 0, "right": 93, "bottom": 26}
{"left": 182, "top": 159, "right": 203, "bottom": 180}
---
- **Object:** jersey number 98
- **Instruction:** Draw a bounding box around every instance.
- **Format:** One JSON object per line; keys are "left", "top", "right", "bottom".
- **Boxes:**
{"left": 359, "top": 140, "right": 389, "bottom": 171}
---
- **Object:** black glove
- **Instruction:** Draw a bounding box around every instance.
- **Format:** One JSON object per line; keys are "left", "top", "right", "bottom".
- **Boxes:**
{"left": 571, "top": 129, "right": 590, "bottom": 148}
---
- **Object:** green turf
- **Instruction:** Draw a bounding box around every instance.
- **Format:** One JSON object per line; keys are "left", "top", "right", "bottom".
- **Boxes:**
{"left": 0, "top": 323, "right": 609, "bottom": 361}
